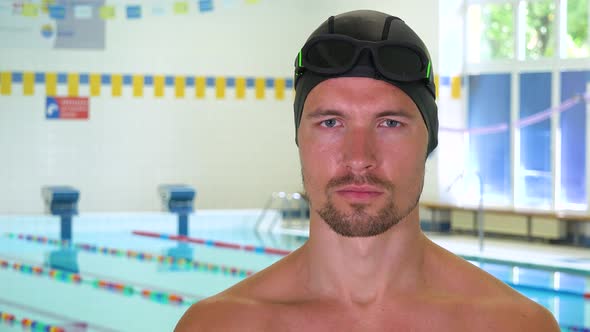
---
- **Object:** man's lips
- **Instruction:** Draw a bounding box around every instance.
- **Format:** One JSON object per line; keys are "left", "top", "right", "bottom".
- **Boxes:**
{"left": 335, "top": 186, "right": 384, "bottom": 200}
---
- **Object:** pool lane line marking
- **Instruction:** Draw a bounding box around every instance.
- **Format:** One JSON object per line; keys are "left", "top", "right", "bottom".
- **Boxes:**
{"left": 0, "top": 298, "right": 119, "bottom": 332}
{"left": 13, "top": 233, "right": 590, "bottom": 300}
{"left": 129, "top": 232, "right": 590, "bottom": 299}
{"left": 502, "top": 280, "right": 590, "bottom": 299}
{"left": 131, "top": 230, "right": 292, "bottom": 256}
{"left": 0, "top": 255, "right": 203, "bottom": 307}
{"left": 0, "top": 309, "right": 66, "bottom": 332}
{"left": 4, "top": 233, "right": 256, "bottom": 279}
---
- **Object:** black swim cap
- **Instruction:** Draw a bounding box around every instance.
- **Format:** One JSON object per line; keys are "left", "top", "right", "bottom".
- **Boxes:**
{"left": 293, "top": 10, "right": 438, "bottom": 156}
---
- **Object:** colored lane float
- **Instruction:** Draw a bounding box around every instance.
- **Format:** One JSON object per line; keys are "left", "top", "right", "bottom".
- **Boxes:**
{"left": 0, "top": 258, "right": 190, "bottom": 306}
{"left": 0, "top": 310, "right": 65, "bottom": 332}
{"left": 5, "top": 233, "right": 255, "bottom": 278}
{"left": 132, "top": 230, "right": 292, "bottom": 256}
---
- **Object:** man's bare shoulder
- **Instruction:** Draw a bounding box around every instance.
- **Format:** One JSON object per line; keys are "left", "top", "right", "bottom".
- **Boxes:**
{"left": 174, "top": 253, "right": 304, "bottom": 332}
{"left": 173, "top": 293, "right": 272, "bottom": 332}
{"left": 466, "top": 294, "right": 560, "bottom": 332}
{"left": 426, "top": 242, "right": 560, "bottom": 331}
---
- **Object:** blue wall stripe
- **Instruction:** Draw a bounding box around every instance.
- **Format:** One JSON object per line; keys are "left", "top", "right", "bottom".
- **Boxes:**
{"left": 185, "top": 77, "right": 195, "bottom": 87}
{"left": 246, "top": 78, "right": 254, "bottom": 88}
{"left": 101, "top": 74, "right": 111, "bottom": 84}
{"left": 12, "top": 72, "right": 22, "bottom": 83}
{"left": 123, "top": 75, "right": 132, "bottom": 85}
{"left": 440, "top": 76, "right": 450, "bottom": 85}
{"left": 79, "top": 73, "right": 89, "bottom": 84}
{"left": 144, "top": 75, "right": 153, "bottom": 85}
{"left": 57, "top": 73, "right": 67, "bottom": 84}
{"left": 265, "top": 78, "right": 274, "bottom": 88}
{"left": 206, "top": 77, "right": 215, "bottom": 87}
{"left": 285, "top": 79, "right": 293, "bottom": 89}
{"left": 35, "top": 73, "right": 45, "bottom": 83}
{"left": 226, "top": 77, "right": 235, "bottom": 87}
{"left": 165, "top": 76, "right": 174, "bottom": 86}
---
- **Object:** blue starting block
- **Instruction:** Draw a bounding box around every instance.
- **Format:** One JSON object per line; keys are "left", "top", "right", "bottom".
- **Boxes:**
{"left": 42, "top": 186, "right": 79, "bottom": 241}
{"left": 42, "top": 186, "right": 80, "bottom": 273}
{"left": 158, "top": 184, "right": 196, "bottom": 236}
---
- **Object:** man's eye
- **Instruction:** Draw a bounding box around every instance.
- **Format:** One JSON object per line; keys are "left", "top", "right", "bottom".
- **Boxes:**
{"left": 381, "top": 119, "right": 400, "bottom": 128}
{"left": 321, "top": 119, "right": 339, "bottom": 128}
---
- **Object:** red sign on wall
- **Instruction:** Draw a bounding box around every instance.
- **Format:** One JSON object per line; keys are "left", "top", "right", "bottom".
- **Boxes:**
{"left": 46, "top": 97, "right": 89, "bottom": 120}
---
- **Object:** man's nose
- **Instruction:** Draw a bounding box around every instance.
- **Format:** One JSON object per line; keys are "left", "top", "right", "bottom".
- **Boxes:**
{"left": 342, "top": 126, "right": 377, "bottom": 173}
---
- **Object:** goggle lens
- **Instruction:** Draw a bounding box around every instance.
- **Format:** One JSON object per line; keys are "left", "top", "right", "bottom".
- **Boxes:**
{"left": 377, "top": 45, "right": 424, "bottom": 80}
{"left": 306, "top": 40, "right": 357, "bottom": 70}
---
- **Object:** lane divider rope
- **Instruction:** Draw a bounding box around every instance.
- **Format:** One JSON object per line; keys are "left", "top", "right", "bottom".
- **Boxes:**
{"left": 132, "top": 230, "right": 291, "bottom": 256}
{"left": 4, "top": 233, "right": 255, "bottom": 278}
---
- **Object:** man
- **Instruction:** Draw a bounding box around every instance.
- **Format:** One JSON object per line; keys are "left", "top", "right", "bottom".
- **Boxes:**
{"left": 175, "top": 10, "right": 560, "bottom": 331}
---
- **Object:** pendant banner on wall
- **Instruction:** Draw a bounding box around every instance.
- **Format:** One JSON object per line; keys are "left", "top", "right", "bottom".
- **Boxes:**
{"left": 45, "top": 96, "right": 89, "bottom": 120}
{"left": 3, "top": 0, "right": 260, "bottom": 20}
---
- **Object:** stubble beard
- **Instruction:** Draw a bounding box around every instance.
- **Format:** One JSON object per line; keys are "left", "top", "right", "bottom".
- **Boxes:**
{"left": 309, "top": 173, "right": 423, "bottom": 238}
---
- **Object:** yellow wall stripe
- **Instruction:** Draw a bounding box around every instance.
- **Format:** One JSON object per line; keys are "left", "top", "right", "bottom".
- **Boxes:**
{"left": 0, "top": 72, "right": 11, "bottom": 95}
{"left": 0, "top": 72, "right": 295, "bottom": 101}
{"left": 215, "top": 77, "right": 226, "bottom": 99}
{"left": 89, "top": 74, "right": 101, "bottom": 96}
{"left": 255, "top": 78, "right": 265, "bottom": 100}
{"left": 451, "top": 76, "right": 461, "bottom": 99}
{"left": 195, "top": 77, "right": 206, "bottom": 99}
{"left": 175, "top": 76, "right": 185, "bottom": 98}
{"left": 67, "top": 73, "right": 79, "bottom": 97}
{"left": 23, "top": 72, "right": 35, "bottom": 96}
{"left": 45, "top": 73, "right": 56, "bottom": 96}
{"left": 235, "top": 77, "right": 246, "bottom": 99}
{"left": 111, "top": 74, "right": 122, "bottom": 97}
{"left": 154, "top": 75, "right": 164, "bottom": 97}
{"left": 434, "top": 75, "right": 439, "bottom": 98}
{"left": 274, "top": 78, "right": 285, "bottom": 100}
{"left": 133, "top": 75, "right": 143, "bottom": 97}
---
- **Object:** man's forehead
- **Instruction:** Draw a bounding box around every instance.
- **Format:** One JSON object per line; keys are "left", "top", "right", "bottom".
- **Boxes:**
{"left": 302, "top": 77, "right": 420, "bottom": 117}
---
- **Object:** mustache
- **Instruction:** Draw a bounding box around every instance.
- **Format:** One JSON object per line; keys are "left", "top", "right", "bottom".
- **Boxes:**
{"left": 326, "top": 173, "right": 394, "bottom": 192}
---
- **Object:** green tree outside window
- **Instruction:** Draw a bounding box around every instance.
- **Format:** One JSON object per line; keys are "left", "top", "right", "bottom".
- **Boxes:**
{"left": 481, "top": 3, "right": 514, "bottom": 60}
{"left": 566, "top": 0, "right": 589, "bottom": 57}
{"left": 526, "top": 0, "right": 556, "bottom": 59}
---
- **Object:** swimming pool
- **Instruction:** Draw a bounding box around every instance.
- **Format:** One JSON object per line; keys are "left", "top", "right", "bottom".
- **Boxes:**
{"left": 0, "top": 211, "right": 588, "bottom": 331}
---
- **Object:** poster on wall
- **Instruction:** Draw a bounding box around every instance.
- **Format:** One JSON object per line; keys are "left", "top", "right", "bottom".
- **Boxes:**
{"left": 46, "top": 97, "right": 89, "bottom": 120}
{"left": 0, "top": 0, "right": 105, "bottom": 49}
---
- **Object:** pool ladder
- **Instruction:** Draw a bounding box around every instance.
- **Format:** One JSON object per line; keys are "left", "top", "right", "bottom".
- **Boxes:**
{"left": 255, "top": 192, "right": 310, "bottom": 233}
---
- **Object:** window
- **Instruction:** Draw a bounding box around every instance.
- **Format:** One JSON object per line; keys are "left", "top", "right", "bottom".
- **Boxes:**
{"left": 516, "top": 72, "right": 552, "bottom": 208}
{"left": 558, "top": 71, "right": 588, "bottom": 209}
{"left": 467, "top": 74, "right": 512, "bottom": 205}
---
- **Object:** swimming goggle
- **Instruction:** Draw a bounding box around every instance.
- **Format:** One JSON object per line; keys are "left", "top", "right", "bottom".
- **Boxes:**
{"left": 295, "top": 34, "right": 432, "bottom": 84}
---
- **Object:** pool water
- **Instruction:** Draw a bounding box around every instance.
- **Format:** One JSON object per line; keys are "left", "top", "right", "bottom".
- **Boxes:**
{"left": 0, "top": 211, "right": 588, "bottom": 331}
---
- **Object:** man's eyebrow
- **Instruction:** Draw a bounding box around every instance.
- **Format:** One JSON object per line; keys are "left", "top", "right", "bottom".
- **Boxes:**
{"left": 375, "top": 110, "right": 414, "bottom": 118}
{"left": 304, "top": 109, "right": 417, "bottom": 119}
{"left": 305, "top": 109, "right": 344, "bottom": 119}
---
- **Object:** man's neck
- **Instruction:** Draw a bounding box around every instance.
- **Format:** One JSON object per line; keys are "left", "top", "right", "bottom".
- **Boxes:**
{"left": 302, "top": 208, "right": 428, "bottom": 307}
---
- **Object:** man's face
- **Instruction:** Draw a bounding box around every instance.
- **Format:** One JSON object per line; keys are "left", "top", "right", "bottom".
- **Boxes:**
{"left": 297, "top": 77, "right": 428, "bottom": 237}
